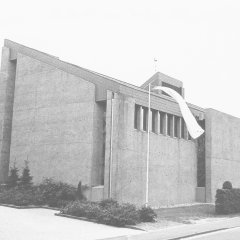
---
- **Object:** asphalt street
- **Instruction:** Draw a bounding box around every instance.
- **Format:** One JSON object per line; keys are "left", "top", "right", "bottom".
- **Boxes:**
{"left": 184, "top": 227, "right": 240, "bottom": 240}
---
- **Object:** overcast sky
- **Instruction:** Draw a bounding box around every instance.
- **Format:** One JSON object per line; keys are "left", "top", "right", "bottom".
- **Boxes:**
{"left": 1, "top": 0, "right": 240, "bottom": 117}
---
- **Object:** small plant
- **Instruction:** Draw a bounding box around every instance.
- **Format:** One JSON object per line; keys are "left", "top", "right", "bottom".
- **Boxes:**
{"left": 7, "top": 162, "right": 19, "bottom": 188}
{"left": 61, "top": 200, "right": 141, "bottom": 227}
{"left": 222, "top": 181, "right": 232, "bottom": 189}
{"left": 19, "top": 161, "right": 33, "bottom": 187}
{"left": 39, "top": 178, "right": 77, "bottom": 207}
{"left": 215, "top": 188, "right": 240, "bottom": 214}
{"left": 138, "top": 206, "right": 157, "bottom": 222}
{"left": 0, "top": 186, "right": 44, "bottom": 206}
{"left": 76, "top": 181, "right": 88, "bottom": 200}
{"left": 99, "top": 198, "right": 119, "bottom": 208}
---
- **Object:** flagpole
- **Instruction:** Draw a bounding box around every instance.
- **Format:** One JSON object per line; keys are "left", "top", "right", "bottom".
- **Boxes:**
{"left": 145, "top": 83, "right": 151, "bottom": 206}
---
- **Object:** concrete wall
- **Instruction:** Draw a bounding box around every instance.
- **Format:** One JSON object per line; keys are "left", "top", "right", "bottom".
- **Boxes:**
{"left": 105, "top": 93, "right": 197, "bottom": 207}
{"left": 8, "top": 53, "right": 98, "bottom": 187}
{"left": 91, "top": 101, "right": 106, "bottom": 186}
{"left": 0, "top": 47, "right": 16, "bottom": 183}
{"left": 205, "top": 109, "right": 240, "bottom": 202}
{"left": 0, "top": 41, "right": 206, "bottom": 206}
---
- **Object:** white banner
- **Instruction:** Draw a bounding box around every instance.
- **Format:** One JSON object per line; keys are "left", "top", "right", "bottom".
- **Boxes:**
{"left": 153, "top": 86, "right": 204, "bottom": 139}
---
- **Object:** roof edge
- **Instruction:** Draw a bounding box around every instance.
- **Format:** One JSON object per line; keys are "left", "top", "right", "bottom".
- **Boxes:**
{"left": 3, "top": 39, "right": 205, "bottom": 113}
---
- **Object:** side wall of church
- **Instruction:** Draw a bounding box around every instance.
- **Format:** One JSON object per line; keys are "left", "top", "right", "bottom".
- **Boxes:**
{"left": 205, "top": 109, "right": 240, "bottom": 202}
{"left": 5, "top": 52, "right": 98, "bottom": 187}
{"left": 104, "top": 93, "right": 198, "bottom": 207}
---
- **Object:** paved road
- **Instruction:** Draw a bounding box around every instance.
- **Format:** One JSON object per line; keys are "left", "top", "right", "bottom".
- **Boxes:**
{"left": 0, "top": 206, "right": 142, "bottom": 240}
{"left": 185, "top": 227, "right": 240, "bottom": 240}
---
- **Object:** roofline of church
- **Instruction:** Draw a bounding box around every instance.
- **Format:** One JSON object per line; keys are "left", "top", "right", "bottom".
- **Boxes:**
{"left": 3, "top": 39, "right": 205, "bottom": 113}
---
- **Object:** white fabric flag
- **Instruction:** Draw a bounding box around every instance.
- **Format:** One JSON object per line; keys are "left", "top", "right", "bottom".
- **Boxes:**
{"left": 153, "top": 86, "right": 204, "bottom": 139}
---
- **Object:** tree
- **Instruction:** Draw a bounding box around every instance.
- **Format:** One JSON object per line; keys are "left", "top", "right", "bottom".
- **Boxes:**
{"left": 7, "top": 162, "right": 19, "bottom": 188}
{"left": 19, "top": 161, "right": 33, "bottom": 187}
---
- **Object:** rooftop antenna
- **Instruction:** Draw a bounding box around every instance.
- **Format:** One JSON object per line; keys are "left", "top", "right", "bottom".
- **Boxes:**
{"left": 154, "top": 58, "right": 158, "bottom": 72}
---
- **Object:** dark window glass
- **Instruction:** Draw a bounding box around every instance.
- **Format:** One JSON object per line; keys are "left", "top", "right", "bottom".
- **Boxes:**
{"left": 151, "top": 109, "right": 157, "bottom": 133}
{"left": 174, "top": 116, "right": 180, "bottom": 138}
{"left": 167, "top": 114, "right": 173, "bottom": 136}
{"left": 143, "top": 107, "right": 148, "bottom": 131}
{"left": 181, "top": 118, "right": 185, "bottom": 139}
{"left": 160, "top": 112, "right": 165, "bottom": 134}
{"left": 134, "top": 105, "right": 140, "bottom": 129}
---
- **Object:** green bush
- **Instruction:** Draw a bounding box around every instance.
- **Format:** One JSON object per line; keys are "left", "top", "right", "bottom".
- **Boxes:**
{"left": 39, "top": 178, "right": 77, "bottom": 207}
{"left": 222, "top": 181, "right": 233, "bottom": 190}
{"left": 76, "top": 181, "right": 88, "bottom": 200}
{"left": 7, "top": 164, "right": 19, "bottom": 188}
{"left": 99, "top": 198, "right": 119, "bottom": 208}
{"left": 61, "top": 200, "right": 141, "bottom": 227}
{"left": 61, "top": 201, "right": 95, "bottom": 217}
{"left": 0, "top": 186, "right": 44, "bottom": 206}
{"left": 138, "top": 206, "right": 157, "bottom": 222}
{"left": 19, "top": 161, "right": 33, "bottom": 187}
{"left": 0, "top": 184, "right": 8, "bottom": 193}
{"left": 0, "top": 179, "right": 78, "bottom": 208}
{"left": 215, "top": 188, "right": 240, "bottom": 214}
{"left": 106, "top": 203, "right": 140, "bottom": 226}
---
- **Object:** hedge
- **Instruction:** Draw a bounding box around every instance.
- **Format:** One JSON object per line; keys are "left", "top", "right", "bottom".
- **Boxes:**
{"left": 0, "top": 179, "right": 82, "bottom": 208}
{"left": 215, "top": 188, "right": 240, "bottom": 214}
{"left": 61, "top": 199, "right": 157, "bottom": 227}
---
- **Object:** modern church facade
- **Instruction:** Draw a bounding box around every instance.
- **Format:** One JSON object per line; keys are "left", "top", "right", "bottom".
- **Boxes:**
{"left": 1, "top": 40, "right": 240, "bottom": 207}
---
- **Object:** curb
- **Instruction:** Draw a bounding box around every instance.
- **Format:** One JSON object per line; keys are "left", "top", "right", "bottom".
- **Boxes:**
{"left": 55, "top": 213, "right": 145, "bottom": 231}
{"left": 167, "top": 227, "right": 230, "bottom": 240}
{"left": 98, "top": 227, "right": 237, "bottom": 240}
{"left": 0, "top": 203, "right": 59, "bottom": 211}
{"left": 98, "top": 217, "right": 240, "bottom": 240}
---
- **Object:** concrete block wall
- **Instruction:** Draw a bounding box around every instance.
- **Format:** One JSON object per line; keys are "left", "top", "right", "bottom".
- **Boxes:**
{"left": 107, "top": 93, "right": 197, "bottom": 207}
{"left": 205, "top": 109, "right": 240, "bottom": 202}
{"left": 8, "top": 53, "right": 98, "bottom": 187}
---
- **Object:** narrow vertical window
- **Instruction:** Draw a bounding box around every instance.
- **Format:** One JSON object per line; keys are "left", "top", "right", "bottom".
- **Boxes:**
{"left": 134, "top": 104, "right": 140, "bottom": 129}
{"left": 167, "top": 114, "right": 173, "bottom": 136}
{"left": 181, "top": 118, "right": 185, "bottom": 139}
{"left": 160, "top": 111, "right": 165, "bottom": 134}
{"left": 151, "top": 109, "right": 157, "bottom": 133}
{"left": 174, "top": 116, "right": 180, "bottom": 138}
{"left": 142, "top": 106, "right": 148, "bottom": 131}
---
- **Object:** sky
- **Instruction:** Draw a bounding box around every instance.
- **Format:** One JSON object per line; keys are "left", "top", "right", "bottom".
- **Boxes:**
{"left": 0, "top": 0, "right": 240, "bottom": 117}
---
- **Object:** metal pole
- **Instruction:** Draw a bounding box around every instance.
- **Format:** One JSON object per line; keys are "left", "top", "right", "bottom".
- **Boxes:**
{"left": 145, "top": 83, "right": 151, "bottom": 206}
{"left": 109, "top": 96, "right": 114, "bottom": 198}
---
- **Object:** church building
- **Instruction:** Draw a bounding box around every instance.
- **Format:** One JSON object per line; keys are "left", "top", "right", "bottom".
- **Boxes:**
{"left": 0, "top": 40, "right": 240, "bottom": 207}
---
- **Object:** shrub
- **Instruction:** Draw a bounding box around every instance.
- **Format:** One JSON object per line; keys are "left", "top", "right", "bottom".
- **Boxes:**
{"left": 222, "top": 181, "right": 233, "bottom": 190}
{"left": 39, "top": 178, "right": 77, "bottom": 207}
{"left": 215, "top": 188, "right": 240, "bottom": 214}
{"left": 76, "top": 181, "right": 88, "bottom": 200}
{"left": 61, "top": 201, "right": 97, "bottom": 217}
{"left": 0, "top": 178, "right": 78, "bottom": 208}
{"left": 99, "top": 198, "right": 119, "bottom": 208}
{"left": 19, "top": 161, "right": 33, "bottom": 187}
{"left": 7, "top": 163, "right": 19, "bottom": 188}
{"left": 106, "top": 203, "right": 140, "bottom": 226}
{"left": 138, "top": 206, "right": 157, "bottom": 222}
{"left": 0, "top": 184, "right": 8, "bottom": 193}
{"left": 61, "top": 201, "right": 140, "bottom": 227}
{"left": 0, "top": 186, "right": 44, "bottom": 206}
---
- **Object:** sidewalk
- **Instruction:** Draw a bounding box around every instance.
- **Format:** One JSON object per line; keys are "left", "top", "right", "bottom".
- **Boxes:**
{"left": 0, "top": 206, "right": 142, "bottom": 240}
{"left": 103, "top": 216, "right": 240, "bottom": 240}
